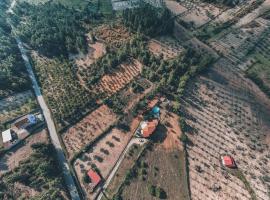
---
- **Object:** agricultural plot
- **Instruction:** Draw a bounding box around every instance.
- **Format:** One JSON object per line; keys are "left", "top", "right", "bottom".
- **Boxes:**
{"left": 94, "top": 24, "right": 132, "bottom": 48}
{"left": 0, "top": 90, "right": 37, "bottom": 124}
{"left": 31, "top": 53, "right": 95, "bottom": 129}
{"left": 210, "top": 18, "right": 269, "bottom": 63}
{"left": 148, "top": 36, "right": 184, "bottom": 60}
{"left": 182, "top": 58, "right": 270, "bottom": 200}
{"left": 102, "top": 142, "right": 147, "bottom": 199}
{"left": 176, "top": 0, "right": 222, "bottom": 28}
{"left": 74, "top": 117, "right": 141, "bottom": 199}
{"left": 0, "top": 128, "right": 48, "bottom": 176}
{"left": 62, "top": 105, "right": 118, "bottom": 158}
{"left": 94, "top": 59, "right": 143, "bottom": 95}
{"left": 118, "top": 109, "right": 189, "bottom": 200}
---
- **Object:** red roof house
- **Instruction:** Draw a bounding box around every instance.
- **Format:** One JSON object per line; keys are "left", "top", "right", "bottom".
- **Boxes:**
{"left": 141, "top": 119, "right": 159, "bottom": 138}
{"left": 87, "top": 169, "right": 101, "bottom": 188}
{"left": 222, "top": 156, "right": 236, "bottom": 168}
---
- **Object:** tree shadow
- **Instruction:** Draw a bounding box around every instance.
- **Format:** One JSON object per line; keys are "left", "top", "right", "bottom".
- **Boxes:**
{"left": 150, "top": 124, "right": 167, "bottom": 143}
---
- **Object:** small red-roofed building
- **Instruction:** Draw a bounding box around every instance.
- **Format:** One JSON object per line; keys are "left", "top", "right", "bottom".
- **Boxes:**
{"left": 221, "top": 156, "right": 236, "bottom": 168}
{"left": 87, "top": 169, "right": 101, "bottom": 191}
{"left": 140, "top": 119, "right": 159, "bottom": 138}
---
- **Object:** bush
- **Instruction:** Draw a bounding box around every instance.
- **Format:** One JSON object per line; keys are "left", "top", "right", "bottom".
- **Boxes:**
{"left": 83, "top": 173, "right": 90, "bottom": 184}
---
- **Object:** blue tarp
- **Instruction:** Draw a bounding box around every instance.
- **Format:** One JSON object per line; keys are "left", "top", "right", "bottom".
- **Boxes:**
{"left": 28, "top": 114, "right": 36, "bottom": 124}
{"left": 152, "top": 106, "right": 160, "bottom": 114}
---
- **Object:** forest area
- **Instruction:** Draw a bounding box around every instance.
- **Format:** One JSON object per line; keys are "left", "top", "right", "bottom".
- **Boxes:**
{"left": 0, "top": 143, "right": 69, "bottom": 200}
{"left": 0, "top": 0, "right": 29, "bottom": 99}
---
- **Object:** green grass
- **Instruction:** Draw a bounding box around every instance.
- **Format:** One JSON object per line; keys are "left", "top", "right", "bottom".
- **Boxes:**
{"left": 230, "top": 169, "right": 257, "bottom": 200}
{"left": 99, "top": 0, "right": 113, "bottom": 15}
{"left": 246, "top": 53, "right": 270, "bottom": 97}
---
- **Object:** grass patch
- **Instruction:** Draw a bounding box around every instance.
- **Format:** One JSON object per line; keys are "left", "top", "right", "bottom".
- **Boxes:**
{"left": 245, "top": 53, "right": 270, "bottom": 97}
{"left": 230, "top": 169, "right": 257, "bottom": 200}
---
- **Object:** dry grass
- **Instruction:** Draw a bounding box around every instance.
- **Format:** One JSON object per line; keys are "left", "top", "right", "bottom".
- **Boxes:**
{"left": 62, "top": 105, "right": 118, "bottom": 158}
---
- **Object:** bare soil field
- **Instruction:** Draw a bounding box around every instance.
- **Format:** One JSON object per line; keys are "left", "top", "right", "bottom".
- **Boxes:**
{"left": 70, "top": 40, "right": 106, "bottom": 68}
{"left": 148, "top": 36, "right": 184, "bottom": 60}
{"left": 95, "top": 59, "right": 143, "bottom": 95}
{"left": 0, "top": 91, "right": 37, "bottom": 124}
{"left": 165, "top": 0, "right": 187, "bottom": 15}
{"left": 0, "top": 128, "right": 48, "bottom": 176}
{"left": 182, "top": 57, "right": 270, "bottom": 200}
{"left": 62, "top": 105, "right": 118, "bottom": 158}
{"left": 95, "top": 24, "right": 132, "bottom": 48}
{"left": 74, "top": 116, "right": 141, "bottom": 199}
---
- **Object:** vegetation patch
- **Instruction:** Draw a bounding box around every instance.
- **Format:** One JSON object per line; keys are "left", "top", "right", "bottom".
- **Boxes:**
{"left": 0, "top": 0, "right": 29, "bottom": 99}
{"left": 31, "top": 53, "right": 96, "bottom": 129}
{"left": 0, "top": 143, "right": 69, "bottom": 199}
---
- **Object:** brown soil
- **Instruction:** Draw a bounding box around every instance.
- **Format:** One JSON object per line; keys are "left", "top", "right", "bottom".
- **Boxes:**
{"left": 63, "top": 105, "right": 118, "bottom": 158}
{"left": 95, "top": 59, "right": 143, "bottom": 95}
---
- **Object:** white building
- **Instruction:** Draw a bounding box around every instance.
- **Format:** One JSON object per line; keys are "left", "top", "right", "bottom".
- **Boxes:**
{"left": 2, "top": 129, "right": 12, "bottom": 143}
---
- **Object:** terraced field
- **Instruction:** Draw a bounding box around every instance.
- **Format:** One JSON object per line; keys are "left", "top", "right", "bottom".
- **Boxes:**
{"left": 95, "top": 59, "right": 142, "bottom": 95}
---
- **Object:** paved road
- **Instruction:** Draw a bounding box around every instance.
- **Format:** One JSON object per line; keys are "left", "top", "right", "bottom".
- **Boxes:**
{"left": 16, "top": 39, "right": 81, "bottom": 200}
{"left": 96, "top": 138, "right": 148, "bottom": 200}
{"left": 7, "top": 1, "right": 81, "bottom": 199}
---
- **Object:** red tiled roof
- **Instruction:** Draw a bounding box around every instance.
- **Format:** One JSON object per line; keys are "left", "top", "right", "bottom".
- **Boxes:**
{"left": 223, "top": 156, "right": 235, "bottom": 168}
{"left": 141, "top": 120, "right": 158, "bottom": 138}
{"left": 87, "top": 169, "right": 101, "bottom": 186}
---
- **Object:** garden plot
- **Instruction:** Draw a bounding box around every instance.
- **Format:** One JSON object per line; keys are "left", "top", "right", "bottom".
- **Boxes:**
{"left": 148, "top": 36, "right": 184, "bottom": 60}
{"left": 182, "top": 58, "right": 270, "bottom": 200}
{"left": 95, "top": 24, "right": 132, "bottom": 48}
{"left": 95, "top": 59, "right": 143, "bottom": 95}
{"left": 62, "top": 105, "right": 118, "bottom": 158}
{"left": 0, "top": 128, "right": 48, "bottom": 176}
{"left": 0, "top": 91, "right": 37, "bottom": 124}
{"left": 74, "top": 117, "right": 141, "bottom": 199}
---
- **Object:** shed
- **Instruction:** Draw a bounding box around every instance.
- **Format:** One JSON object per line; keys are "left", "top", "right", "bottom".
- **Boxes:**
{"left": 2, "top": 129, "right": 12, "bottom": 143}
{"left": 87, "top": 169, "right": 101, "bottom": 187}
{"left": 222, "top": 156, "right": 236, "bottom": 168}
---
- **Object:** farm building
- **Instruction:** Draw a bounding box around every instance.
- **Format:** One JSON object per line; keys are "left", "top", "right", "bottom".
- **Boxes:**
{"left": 221, "top": 156, "right": 236, "bottom": 168}
{"left": 88, "top": 169, "right": 102, "bottom": 189}
{"left": 2, "top": 129, "right": 12, "bottom": 144}
{"left": 139, "top": 119, "right": 159, "bottom": 138}
{"left": 1, "top": 129, "right": 18, "bottom": 148}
